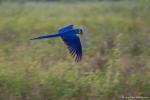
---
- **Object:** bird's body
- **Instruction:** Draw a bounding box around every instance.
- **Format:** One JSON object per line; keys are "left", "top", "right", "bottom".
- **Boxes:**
{"left": 30, "top": 24, "right": 83, "bottom": 62}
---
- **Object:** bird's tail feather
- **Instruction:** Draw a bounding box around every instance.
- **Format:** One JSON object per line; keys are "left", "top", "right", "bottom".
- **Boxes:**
{"left": 30, "top": 33, "right": 60, "bottom": 40}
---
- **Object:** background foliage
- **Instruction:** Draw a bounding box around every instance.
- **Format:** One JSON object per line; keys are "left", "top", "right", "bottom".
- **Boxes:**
{"left": 0, "top": 0, "right": 150, "bottom": 100}
{"left": 0, "top": 0, "right": 144, "bottom": 2}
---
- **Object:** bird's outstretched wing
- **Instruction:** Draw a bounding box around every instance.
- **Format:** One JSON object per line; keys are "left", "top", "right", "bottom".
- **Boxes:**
{"left": 61, "top": 33, "right": 82, "bottom": 62}
{"left": 58, "top": 24, "right": 73, "bottom": 33}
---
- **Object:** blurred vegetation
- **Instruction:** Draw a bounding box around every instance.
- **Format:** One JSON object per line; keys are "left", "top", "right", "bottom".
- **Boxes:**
{"left": 0, "top": 0, "right": 144, "bottom": 3}
{"left": 0, "top": 1, "right": 150, "bottom": 100}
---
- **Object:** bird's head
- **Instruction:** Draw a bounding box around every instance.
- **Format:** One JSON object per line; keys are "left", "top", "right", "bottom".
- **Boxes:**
{"left": 74, "top": 28, "right": 83, "bottom": 35}
{"left": 78, "top": 28, "right": 83, "bottom": 35}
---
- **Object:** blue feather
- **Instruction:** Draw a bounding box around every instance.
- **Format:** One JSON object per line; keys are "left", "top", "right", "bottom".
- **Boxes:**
{"left": 58, "top": 24, "right": 73, "bottom": 33}
{"left": 30, "top": 33, "right": 61, "bottom": 40}
{"left": 30, "top": 24, "right": 83, "bottom": 62}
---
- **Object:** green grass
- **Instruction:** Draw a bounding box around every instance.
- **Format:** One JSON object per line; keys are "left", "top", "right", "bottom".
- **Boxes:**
{"left": 0, "top": 1, "right": 150, "bottom": 100}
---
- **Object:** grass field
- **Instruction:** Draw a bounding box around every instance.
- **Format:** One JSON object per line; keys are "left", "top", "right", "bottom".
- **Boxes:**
{"left": 0, "top": 1, "right": 150, "bottom": 100}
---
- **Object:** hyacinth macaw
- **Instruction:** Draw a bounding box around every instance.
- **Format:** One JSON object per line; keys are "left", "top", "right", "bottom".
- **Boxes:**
{"left": 30, "top": 24, "right": 83, "bottom": 62}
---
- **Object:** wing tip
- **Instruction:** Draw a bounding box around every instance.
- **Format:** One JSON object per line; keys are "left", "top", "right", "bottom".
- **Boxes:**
{"left": 75, "top": 55, "right": 82, "bottom": 62}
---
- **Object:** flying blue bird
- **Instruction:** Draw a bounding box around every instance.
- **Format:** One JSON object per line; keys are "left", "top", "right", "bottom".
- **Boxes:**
{"left": 30, "top": 24, "right": 83, "bottom": 62}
